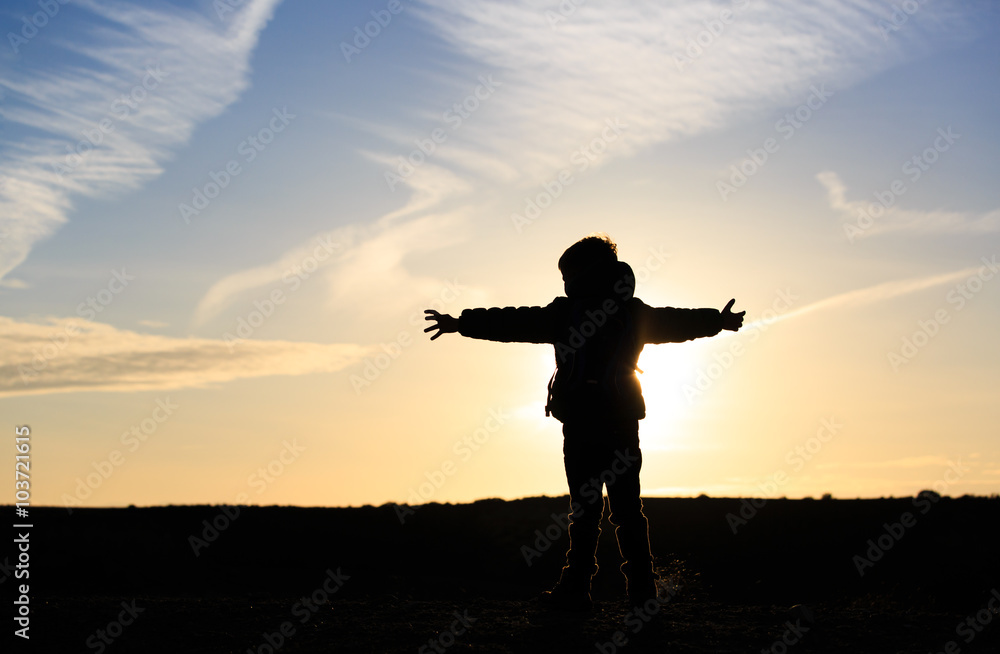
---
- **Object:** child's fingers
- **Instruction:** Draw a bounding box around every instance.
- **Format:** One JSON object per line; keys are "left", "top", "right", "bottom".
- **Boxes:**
{"left": 723, "top": 298, "right": 735, "bottom": 312}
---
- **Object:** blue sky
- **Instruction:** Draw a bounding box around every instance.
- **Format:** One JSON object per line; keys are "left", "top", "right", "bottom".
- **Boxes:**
{"left": 2, "top": 0, "right": 998, "bottom": 507}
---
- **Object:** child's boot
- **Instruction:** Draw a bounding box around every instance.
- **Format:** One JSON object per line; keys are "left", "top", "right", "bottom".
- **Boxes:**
{"left": 625, "top": 570, "right": 659, "bottom": 608}
{"left": 539, "top": 566, "right": 594, "bottom": 611}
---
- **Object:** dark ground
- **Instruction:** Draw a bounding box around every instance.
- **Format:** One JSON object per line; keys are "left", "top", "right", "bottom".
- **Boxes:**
{"left": 10, "top": 495, "right": 1000, "bottom": 653}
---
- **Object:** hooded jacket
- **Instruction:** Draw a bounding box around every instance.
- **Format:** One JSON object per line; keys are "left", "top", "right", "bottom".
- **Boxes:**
{"left": 457, "top": 262, "right": 723, "bottom": 422}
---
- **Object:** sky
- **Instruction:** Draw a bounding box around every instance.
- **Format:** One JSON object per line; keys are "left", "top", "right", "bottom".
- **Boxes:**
{"left": 2, "top": 0, "right": 998, "bottom": 509}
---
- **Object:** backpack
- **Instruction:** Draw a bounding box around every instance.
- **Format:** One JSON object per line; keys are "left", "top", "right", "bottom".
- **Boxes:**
{"left": 544, "top": 293, "right": 645, "bottom": 422}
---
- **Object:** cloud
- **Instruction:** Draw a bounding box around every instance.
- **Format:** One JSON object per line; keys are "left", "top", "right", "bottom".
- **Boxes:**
{"left": 192, "top": 0, "right": 989, "bottom": 331}
{"left": 0, "top": 0, "right": 283, "bottom": 282}
{"left": 0, "top": 316, "right": 371, "bottom": 397}
{"left": 191, "top": 160, "right": 478, "bottom": 327}
{"left": 0, "top": 278, "right": 29, "bottom": 290}
{"left": 740, "top": 264, "right": 990, "bottom": 331}
{"left": 818, "top": 171, "right": 1000, "bottom": 238}
{"left": 407, "top": 0, "right": 984, "bottom": 184}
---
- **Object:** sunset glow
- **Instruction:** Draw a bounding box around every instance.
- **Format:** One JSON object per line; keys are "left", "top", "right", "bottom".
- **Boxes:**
{"left": 2, "top": 0, "right": 998, "bottom": 509}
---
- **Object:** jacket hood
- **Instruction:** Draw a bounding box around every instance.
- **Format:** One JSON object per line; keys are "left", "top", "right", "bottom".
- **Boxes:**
{"left": 565, "top": 260, "right": 635, "bottom": 301}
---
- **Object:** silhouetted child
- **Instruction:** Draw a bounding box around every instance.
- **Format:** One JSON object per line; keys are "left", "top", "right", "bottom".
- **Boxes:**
{"left": 425, "top": 234, "right": 744, "bottom": 609}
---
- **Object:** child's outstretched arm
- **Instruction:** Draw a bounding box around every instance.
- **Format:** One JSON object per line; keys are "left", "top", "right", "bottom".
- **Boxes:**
{"left": 638, "top": 297, "right": 745, "bottom": 343}
{"left": 424, "top": 302, "right": 562, "bottom": 344}
{"left": 424, "top": 310, "right": 459, "bottom": 340}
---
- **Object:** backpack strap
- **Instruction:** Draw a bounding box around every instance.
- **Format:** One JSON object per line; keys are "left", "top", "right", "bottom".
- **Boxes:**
{"left": 544, "top": 370, "right": 557, "bottom": 417}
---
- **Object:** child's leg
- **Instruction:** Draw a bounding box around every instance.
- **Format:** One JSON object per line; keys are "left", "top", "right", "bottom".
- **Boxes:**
{"left": 604, "top": 421, "right": 656, "bottom": 601}
{"left": 560, "top": 421, "right": 605, "bottom": 586}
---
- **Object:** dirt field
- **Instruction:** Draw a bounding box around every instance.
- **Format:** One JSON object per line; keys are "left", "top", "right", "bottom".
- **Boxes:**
{"left": 17, "top": 495, "right": 1000, "bottom": 652}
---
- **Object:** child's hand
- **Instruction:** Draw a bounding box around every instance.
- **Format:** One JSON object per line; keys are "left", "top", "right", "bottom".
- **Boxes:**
{"left": 720, "top": 299, "right": 745, "bottom": 331}
{"left": 424, "top": 310, "right": 459, "bottom": 340}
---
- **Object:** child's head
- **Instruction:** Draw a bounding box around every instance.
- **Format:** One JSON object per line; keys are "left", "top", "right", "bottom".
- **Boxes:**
{"left": 559, "top": 233, "right": 618, "bottom": 297}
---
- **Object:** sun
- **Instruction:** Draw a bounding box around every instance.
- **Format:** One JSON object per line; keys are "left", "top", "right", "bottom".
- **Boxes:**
{"left": 635, "top": 344, "right": 707, "bottom": 451}
{"left": 521, "top": 343, "right": 708, "bottom": 451}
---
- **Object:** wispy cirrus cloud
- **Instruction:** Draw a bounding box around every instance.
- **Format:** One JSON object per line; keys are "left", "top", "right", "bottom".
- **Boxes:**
{"left": 818, "top": 171, "right": 1000, "bottom": 238}
{"left": 0, "top": 0, "right": 283, "bottom": 283}
{"left": 193, "top": 0, "right": 990, "bottom": 331}
{"left": 739, "top": 265, "right": 990, "bottom": 331}
{"left": 408, "top": 0, "right": 984, "bottom": 183}
{"left": 0, "top": 316, "right": 371, "bottom": 397}
{"left": 191, "top": 160, "right": 478, "bottom": 327}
